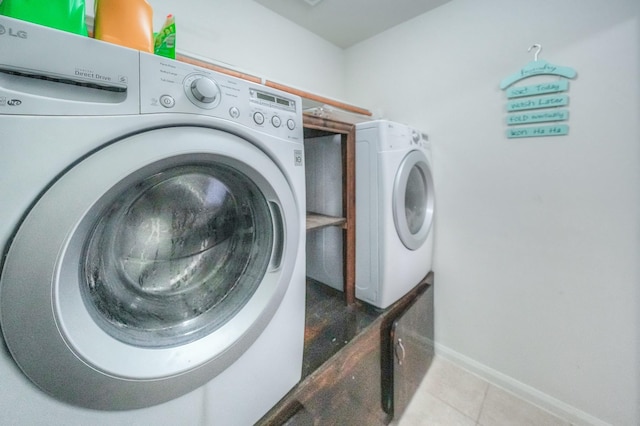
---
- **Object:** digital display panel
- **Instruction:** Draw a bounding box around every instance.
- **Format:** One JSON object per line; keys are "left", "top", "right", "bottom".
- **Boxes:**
{"left": 257, "top": 92, "right": 276, "bottom": 102}
{"left": 253, "top": 90, "right": 295, "bottom": 111}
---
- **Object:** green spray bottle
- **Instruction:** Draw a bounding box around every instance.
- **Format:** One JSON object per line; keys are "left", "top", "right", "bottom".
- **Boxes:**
{"left": 154, "top": 14, "right": 176, "bottom": 59}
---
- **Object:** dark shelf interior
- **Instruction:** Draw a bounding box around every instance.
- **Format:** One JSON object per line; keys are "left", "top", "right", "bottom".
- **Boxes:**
{"left": 302, "top": 278, "right": 381, "bottom": 378}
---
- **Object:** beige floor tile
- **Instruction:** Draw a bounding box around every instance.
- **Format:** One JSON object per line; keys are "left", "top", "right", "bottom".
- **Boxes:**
{"left": 478, "top": 385, "right": 570, "bottom": 426}
{"left": 420, "top": 356, "right": 489, "bottom": 421}
{"left": 396, "top": 391, "right": 477, "bottom": 426}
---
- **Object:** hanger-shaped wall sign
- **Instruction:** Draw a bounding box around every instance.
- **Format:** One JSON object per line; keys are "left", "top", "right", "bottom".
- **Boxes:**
{"left": 500, "top": 44, "right": 577, "bottom": 90}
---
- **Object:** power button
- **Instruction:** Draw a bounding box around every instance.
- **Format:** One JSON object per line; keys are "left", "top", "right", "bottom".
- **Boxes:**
{"left": 159, "top": 95, "right": 175, "bottom": 108}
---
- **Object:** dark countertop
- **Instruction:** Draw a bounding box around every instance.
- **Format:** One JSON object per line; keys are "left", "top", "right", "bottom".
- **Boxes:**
{"left": 259, "top": 273, "right": 434, "bottom": 426}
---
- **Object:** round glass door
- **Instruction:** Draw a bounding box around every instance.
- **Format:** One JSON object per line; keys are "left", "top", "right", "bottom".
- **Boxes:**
{"left": 0, "top": 126, "right": 300, "bottom": 410}
{"left": 392, "top": 150, "right": 435, "bottom": 250}
{"left": 82, "top": 163, "right": 273, "bottom": 348}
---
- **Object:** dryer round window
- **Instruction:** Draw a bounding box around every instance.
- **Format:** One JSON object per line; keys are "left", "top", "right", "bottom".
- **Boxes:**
{"left": 393, "top": 149, "right": 435, "bottom": 251}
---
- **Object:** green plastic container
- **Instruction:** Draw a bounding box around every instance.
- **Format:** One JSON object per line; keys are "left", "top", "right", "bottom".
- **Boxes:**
{"left": 154, "top": 14, "right": 176, "bottom": 59}
{"left": 0, "top": 0, "right": 88, "bottom": 36}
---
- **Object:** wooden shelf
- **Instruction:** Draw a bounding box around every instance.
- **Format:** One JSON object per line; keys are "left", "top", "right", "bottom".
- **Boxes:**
{"left": 306, "top": 213, "right": 347, "bottom": 231}
{"left": 266, "top": 81, "right": 372, "bottom": 117}
{"left": 303, "top": 114, "right": 356, "bottom": 306}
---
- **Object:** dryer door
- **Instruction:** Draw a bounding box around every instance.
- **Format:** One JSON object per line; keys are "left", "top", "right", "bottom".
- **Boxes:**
{"left": 392, "top": 150, "right": 435, "bottom": 250}
{"left": 0, "top": 126, "right": 300, "bottom": 410}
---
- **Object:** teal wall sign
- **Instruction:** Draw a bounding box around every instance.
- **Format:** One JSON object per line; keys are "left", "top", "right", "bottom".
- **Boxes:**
{"left": 506, "top": 80, "right": 569, "bottom": 98}
{"left": 507, "top": 124, "right": 569, "bottom": 138}
{"left": 500, "top": 45, "right": 577, "bottom": 139}
{"left": 507, "top": 94, "right": 568, "bottom": 112}
{"left": 507, "top": 109, "right": 569, "bottom": 126}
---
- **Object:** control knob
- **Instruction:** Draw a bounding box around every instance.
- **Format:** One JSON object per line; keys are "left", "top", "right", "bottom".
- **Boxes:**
{"left": 190, "top": 77, "right": 220, "bottom": 103}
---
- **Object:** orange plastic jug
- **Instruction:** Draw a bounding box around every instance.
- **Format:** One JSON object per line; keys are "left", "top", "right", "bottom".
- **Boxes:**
{"left": 94, "top": 0, "right": 153, "bottom": 52}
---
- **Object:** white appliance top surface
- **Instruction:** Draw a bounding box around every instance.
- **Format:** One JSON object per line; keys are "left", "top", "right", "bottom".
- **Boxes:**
{"left": 357, "top": 119, "right": 429, "bottom": 152}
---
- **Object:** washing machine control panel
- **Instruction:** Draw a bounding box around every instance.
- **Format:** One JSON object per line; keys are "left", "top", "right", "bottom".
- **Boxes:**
{"left": 410, "top": 130, "right": 429, "bottom": 149}
{"left": 139, "top": 53, "right": 302, "bottom": 141}
{"left": 248, "top": 88, "right": 298, "bottom": 131}
{"left": 376, "top": 121, "right": 429, "bottom": 151}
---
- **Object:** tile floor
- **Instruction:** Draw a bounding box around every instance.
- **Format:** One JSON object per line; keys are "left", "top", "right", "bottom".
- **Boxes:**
{"left": 393, "top": 356, "right": 572, "bottom": 426}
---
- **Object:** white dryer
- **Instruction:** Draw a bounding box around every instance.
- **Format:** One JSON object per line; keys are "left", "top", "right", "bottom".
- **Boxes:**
{"left": 355, "top": 120, "right": 435, "bottom": 309}
{"left": 0, "top": 16, "right": 305, "bottom": 425}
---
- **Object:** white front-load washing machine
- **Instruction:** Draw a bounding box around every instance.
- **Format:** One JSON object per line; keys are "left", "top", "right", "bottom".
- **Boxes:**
{"left": 355, "top": 120, "right": 434, "bottom": 309}
{"left": 0, "top": 16, "right": 305, "bottom": 425}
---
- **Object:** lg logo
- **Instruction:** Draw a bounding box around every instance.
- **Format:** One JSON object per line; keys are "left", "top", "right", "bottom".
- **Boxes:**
{"left": 0, "top": 24, "right": 28, "bottom": 39}
{"left": 0, "top": 97, "right": 22, "bottom": 107}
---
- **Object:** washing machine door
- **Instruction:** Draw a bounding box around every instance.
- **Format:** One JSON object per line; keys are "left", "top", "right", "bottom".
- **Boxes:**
{"left": 392, "top": 150, "right": 435, "bottom": 250}
{"left": 0, "top": 126, "right": 300, "bottom": 410}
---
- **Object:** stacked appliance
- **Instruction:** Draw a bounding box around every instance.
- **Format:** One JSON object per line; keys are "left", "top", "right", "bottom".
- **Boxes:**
{"left": 0, "top": 16, "right": 305, "bottom": 425}
{"left": 355, "top": 120, "right": 435, "bottom": 309}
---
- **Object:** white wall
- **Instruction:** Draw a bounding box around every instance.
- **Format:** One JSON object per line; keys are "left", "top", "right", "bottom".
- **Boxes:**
{"left": 84, "top": 0, "right": 639, "bottom": 423}
{"left": 86, "top": 0, "right": 345, "bottom": 99}
{"left": 345, "top": 1, "right": 639, "bottom": 425}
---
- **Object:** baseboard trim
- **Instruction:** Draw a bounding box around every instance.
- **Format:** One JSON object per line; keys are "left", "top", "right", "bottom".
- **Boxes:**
{"left": 434, "top": 344, "right": 611, "bottom": 426}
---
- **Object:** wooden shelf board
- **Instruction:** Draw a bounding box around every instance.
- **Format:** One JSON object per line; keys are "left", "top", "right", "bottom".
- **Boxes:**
{"left": 306, "top": 213, "right": 347, "bottom": 231}
{"left": 267, "top": 80, "right": 372, "bottom": 117}
{"left": 176, "top": 54, "right": 263, "bottom": 83}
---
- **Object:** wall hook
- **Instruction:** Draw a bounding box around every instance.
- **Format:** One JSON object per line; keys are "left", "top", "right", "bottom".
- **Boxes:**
{"left": 528, "top": 44, "right": 542, "bottom": 61}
